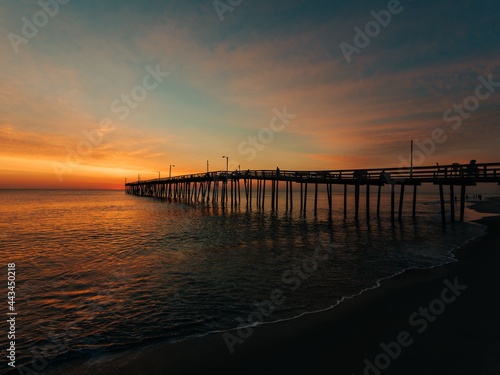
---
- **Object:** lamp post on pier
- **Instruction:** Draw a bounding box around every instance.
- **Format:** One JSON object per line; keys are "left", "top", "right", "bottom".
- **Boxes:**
{"left": 169, "top": 165, "right": 175, "bottom": 178}
{"left": 157, "top": 171, "right": 160, "bottom": 179}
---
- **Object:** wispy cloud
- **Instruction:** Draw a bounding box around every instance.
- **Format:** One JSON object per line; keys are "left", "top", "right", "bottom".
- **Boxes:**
{"left": 1, "top": 0, "right": 499, "bottom": 188}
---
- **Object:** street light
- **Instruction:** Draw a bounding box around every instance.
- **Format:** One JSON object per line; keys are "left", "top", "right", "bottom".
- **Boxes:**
{"left": 138, "top": 174, "right": 141, "bottom": 181}
{"left": 222, "top": 155, "right": 229, "bottom": 172}
{"left": 169, "top": 164, "right": 175, "bottom": 178}
{"left": 157, "top": 171, "right": 160, "bottom": 179}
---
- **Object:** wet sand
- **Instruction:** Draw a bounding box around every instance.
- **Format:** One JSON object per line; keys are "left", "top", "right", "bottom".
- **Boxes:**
{"left": 48, "top": 197, "right": 500, "bottom": 375}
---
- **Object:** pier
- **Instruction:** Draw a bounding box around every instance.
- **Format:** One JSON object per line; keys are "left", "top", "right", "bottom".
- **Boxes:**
{"left": 125, "top": 162, "right": 500, "bottom": 224}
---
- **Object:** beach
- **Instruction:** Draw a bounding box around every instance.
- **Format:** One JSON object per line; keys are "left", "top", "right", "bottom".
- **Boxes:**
{"left": 2, "top": 0, "right": 500, "bottom": 373}
{"left": 3, "top": 0, "right": 500, "bottom": 373}
{"left": 45, "top": 196, "right": 500, "bottom": 375}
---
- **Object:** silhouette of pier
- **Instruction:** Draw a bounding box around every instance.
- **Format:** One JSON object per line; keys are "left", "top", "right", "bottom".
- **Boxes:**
{"left": 125, "top": 162, "right": 500, "bottom": 224}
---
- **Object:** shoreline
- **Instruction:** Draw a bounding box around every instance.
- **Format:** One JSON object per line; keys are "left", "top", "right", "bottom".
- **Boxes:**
{"left": 46, "top": 197, "right": 500, "bottom": 374}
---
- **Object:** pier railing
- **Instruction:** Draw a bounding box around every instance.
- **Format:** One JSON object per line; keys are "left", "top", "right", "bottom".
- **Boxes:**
{"left": 129, "top": 162, "right": 500, "bottom": 185}
{"left": 125, "top": 162, "right": 500, "bottom": 224}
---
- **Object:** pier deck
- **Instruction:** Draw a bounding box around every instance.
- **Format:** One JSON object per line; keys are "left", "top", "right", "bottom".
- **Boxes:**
{"left": 125, "top": 162, "right": 500, "bottom": 223}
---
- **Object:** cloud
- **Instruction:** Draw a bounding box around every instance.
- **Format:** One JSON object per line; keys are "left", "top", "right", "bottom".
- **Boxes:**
{"left": 1, "top": 0, "right": 499, "bottom": 188}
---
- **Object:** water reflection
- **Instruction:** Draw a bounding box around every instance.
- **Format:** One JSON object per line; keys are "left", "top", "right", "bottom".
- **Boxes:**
{"left": 0, "top": 190, "right": 486, "bottom": 370}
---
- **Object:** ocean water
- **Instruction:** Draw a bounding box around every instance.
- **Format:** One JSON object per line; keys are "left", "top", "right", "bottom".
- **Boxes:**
{"left": 0, "top": 188, "right": 487, "bottom": 373}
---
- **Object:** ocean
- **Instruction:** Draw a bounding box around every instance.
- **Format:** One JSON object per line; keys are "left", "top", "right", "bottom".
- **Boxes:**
{"left": 0, "top": 188, "right": 487, "bottom": 374}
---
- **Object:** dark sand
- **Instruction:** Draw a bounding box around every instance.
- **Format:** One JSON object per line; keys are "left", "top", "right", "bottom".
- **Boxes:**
{"left": 49, "top": 198, "right": 500, "bottom": 375}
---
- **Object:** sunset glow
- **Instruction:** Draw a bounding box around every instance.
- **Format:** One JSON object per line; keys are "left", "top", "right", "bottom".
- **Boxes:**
{"left": 1, "top": 0, "right": 499, "bottom": 189}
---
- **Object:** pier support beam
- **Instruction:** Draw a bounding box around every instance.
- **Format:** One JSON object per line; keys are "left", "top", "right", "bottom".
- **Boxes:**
{"left": 314, "top": 183, "right": 318, "bottom": 216}
{"left": 460, "top": 185, "right": 466, "bottom": 222}
{"left": 354, "top": 184, "right": 360, "bottom": 221}
{"left": 271, "top": 179, "right": 275, "bottom": 211}
{"left": 249, "top": 179, "right": 252, "bottom": 209}
{"left": 450, "top": 185, "right": 455, "bottom": 223}
{"left": 244, "top": 179, "right": 249, "bottom": 207}
{"left": 303, "top": 183, "right": 308, "bottom": 215}
{"left": 300, "top": 183, "right": 303, "bottom": 214}
{"left": 412, "top": 185, "right": 418, "bottom": 218}
{"left": 398, "top": 184, "right": 405, "bottom": 221}
{"left": 230, "top": 179, "right": 234, "bottom": 208}
{"left": 285, "top": 180, "right": 289, "bottom": 211}
{"left": 391, "top": 184, "right": 395, "bottom": 222}
{"left": 377, "top": 185, "right": 381, "bottom": 218}
{"left": 439, "top": 184, "right": 446, "bottom": 225}
{"left": 366, "top": 184, "right": 370, "bottom": 221}
{"left": 328, "top": 183, "right": 333, "bottom": 217}
{"left": 344, "top": 184, "right": 347, "bottom": 218}
{"left": 275, "top": 180, "right": 279, "bottom": 211}
{"left": 262, "top": 179, "right": 266, "bottom": 210}
{"left": 256, "top": 179, "right": 261, "bottom": 208}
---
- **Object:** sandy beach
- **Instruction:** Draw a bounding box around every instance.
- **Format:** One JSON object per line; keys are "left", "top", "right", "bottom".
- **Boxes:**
{"left": 47, "top": 197, "right": 500, "bottom": 375}
{"left": 4, "top": 1, "right": 500, "bottom": 374}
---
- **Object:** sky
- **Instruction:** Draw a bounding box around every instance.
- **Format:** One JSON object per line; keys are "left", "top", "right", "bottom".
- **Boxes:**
{"left": 0, "top": 0, "right": 499, "bottom": 189}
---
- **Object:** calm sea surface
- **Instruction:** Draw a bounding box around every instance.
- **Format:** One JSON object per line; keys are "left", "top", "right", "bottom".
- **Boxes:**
{"left": 0, "top": 189, "right": 486, "bottom": 373}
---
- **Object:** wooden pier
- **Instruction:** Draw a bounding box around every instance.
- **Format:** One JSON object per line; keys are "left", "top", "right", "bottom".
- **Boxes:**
{"left": 125, "top": 162, "right": 500, "bottom": 224}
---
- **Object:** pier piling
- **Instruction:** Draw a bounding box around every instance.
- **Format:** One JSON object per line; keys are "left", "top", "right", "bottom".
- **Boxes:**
{"left": 450, "top": 185, "right": 455, "bottom": 223}
{"left": 125, "top": 163, "right": 500, "bottom": 224}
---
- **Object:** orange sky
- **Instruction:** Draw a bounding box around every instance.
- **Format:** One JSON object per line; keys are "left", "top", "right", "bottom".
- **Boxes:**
{"left": 1, "top": 1, "right": 499, "bottom": 189}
